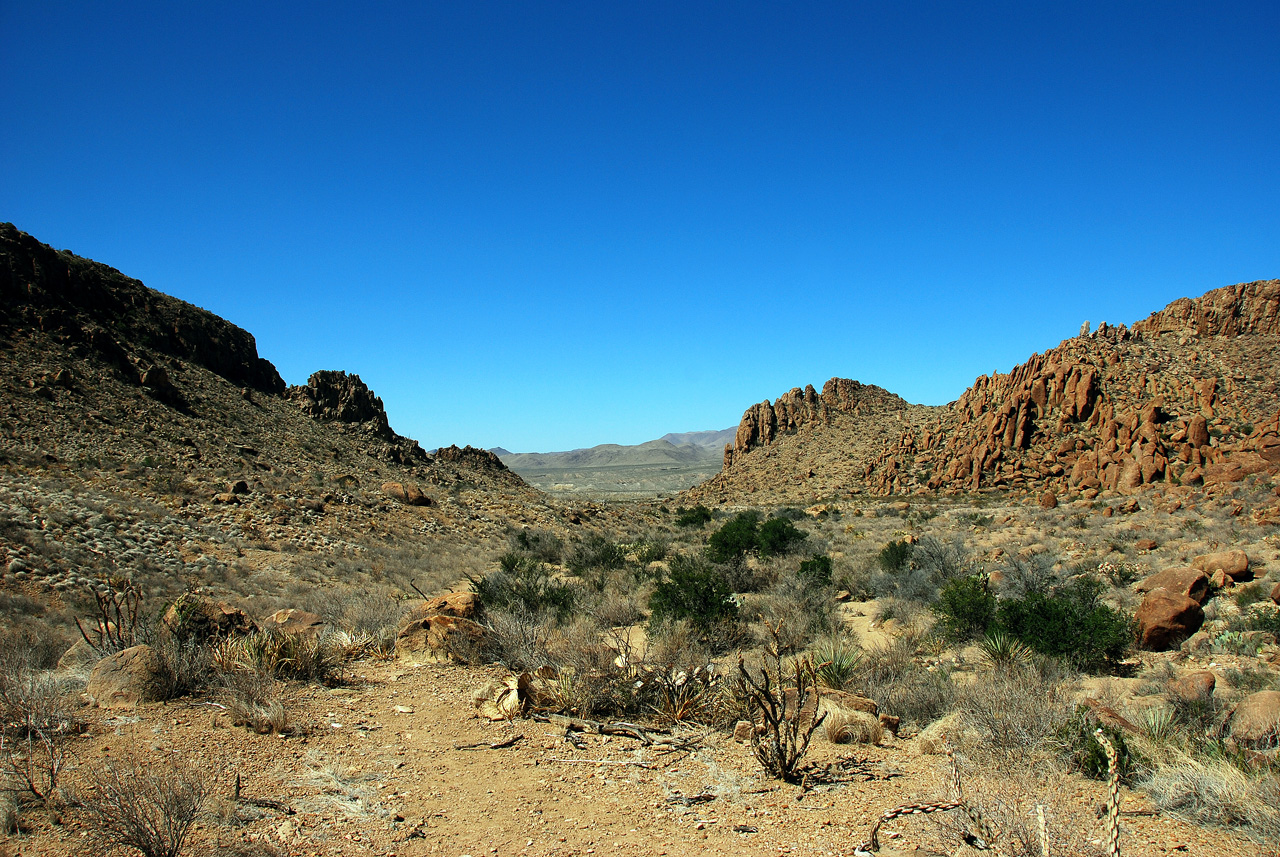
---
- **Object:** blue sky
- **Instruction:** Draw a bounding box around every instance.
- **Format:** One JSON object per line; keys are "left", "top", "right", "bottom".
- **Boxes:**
{"left": 3, "top": 3, "right": 1277, "bottom": 452}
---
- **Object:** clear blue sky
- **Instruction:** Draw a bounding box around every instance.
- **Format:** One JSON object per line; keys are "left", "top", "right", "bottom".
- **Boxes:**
{"left": 3, "top": 3, "right": 1277, "bottom": 452}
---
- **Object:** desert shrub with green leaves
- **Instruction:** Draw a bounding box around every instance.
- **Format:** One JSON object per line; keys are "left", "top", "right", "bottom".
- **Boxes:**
{"left": 797, "top": 553, "right": 833, "bottom": 587}
{"left": 931, "top": 573, "right": 996, "bottom": 641}
{"left": 472, "top": 557, "right": 578, "bottom": 622}
{"left": 674, "top": 504, "right": 713, "bottom": 527}
{"left": 566, "top": 534, "right": 626, "bottom": 575}
{"left": 648, "top": 554, "right": 738, "bottom": 641}
{"left": 996, "top": 576, "right": 1133, "bottom": 673}
{"left": 706, "top": 511, "right": 806, "bottom": 564}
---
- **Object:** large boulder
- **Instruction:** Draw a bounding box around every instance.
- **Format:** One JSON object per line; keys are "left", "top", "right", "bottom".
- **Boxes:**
{"left": 397, "top": 615, "right": 485, "bottom": 664}
{"left": 1135, "top": 567, "right": 1210, "bottom": 604}
{"left": 263, "top": 608, "right": 327, "bottom": 638}
{"left": 161, "top": 595, "right": 257, "bottom": 644}
{"left": 1191, "top": 550, "right": 1251, "bottom": 581}
{"left": 382, "top": 482, "right": 433, "bottom": 507}
{"left": 85, "top": 645, "right": 167, "bottom": 708}
{"left": 402, "top": 591, "right": 480, "bottom": 625}
{"left": 1137, "top": 589, "right": 1204, "bottom": 651}
{"left": 1228, "top": 690, "right": 1280, "bottom": 749}
{"left": 1169, "top": 670, "right": 1216, "bottom": 703}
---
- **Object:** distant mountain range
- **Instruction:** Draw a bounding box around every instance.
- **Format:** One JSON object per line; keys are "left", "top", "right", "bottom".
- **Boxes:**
{"left": 491, "top": 428, "right": 735, "bottom": 498}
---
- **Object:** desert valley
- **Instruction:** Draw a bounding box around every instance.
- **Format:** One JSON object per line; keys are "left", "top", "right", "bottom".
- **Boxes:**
{"left": 2, "top": 223, "right": 1279, "bottom": 857}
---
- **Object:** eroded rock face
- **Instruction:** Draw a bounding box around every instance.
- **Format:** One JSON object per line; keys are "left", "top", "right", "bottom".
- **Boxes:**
{"left": 1136, "top": 589, "right": 1205, "bottom": 650}
{"left": 397, "top": 615, "right": 485, "bottom": 664}
{"left": 1169, "top": 670, "right": 1216, "bottom": 703}
{"left": 263, "top": 609, "right": 327, "bottom": 638}
{"left": 85, "top": 645, "right": 167, "bottom": 708}
{"left": 434, "top": 445, "right": 509, "bottom": 471}
{"left": 402, "top": 592, "right": 480, "bottom": 625}
{"left": 287, "top": 371, "right": 393, "bottom": 436}
{"left": 0, "top": 223, "right": 285, "bottom": 394}
{"left": 161, "top": 595, "right": 257, "bottom": 644}
{"left": 382, "top": 482, "right": 433, "bottom": 506}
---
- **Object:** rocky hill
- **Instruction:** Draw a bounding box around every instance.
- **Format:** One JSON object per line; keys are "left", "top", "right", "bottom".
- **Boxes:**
{"left": 692, "top": 281, "right": 1280, "bottom": 507}
{"left": 687, "top": 378, "right": 939, "bottom": 504}
{"left": 0, "top": 224, "right": 566, "bottom": 616}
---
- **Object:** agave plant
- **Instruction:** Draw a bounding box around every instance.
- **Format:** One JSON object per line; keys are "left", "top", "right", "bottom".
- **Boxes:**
{"left": 978, "top": 630, "right": 1033, "bottom": 672}
{"left": 813, "top": 636, "right": 864, "bottom": 690}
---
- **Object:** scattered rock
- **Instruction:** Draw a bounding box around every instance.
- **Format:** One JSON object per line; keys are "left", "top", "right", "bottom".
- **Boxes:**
{"left": 1137, "top": 589, "right": 1205, "bottom": 650}
{"left": 1228, "top": 690, "right": 1280, "bottom": 749}
{"left": 403, "top": 591, "right": 480, "bottom": 624}
{"left": 1134, "top": 538, "right": 1157, "bottom": 551}
{"left": 819, "top": 688, "right": 878, "bottom": 715}
{"left": 733, "top": 720, "right": 755, "bottom": 742}
{"left": 382, "top": 481, "right": 433, "bottom": 507}
{"left": 397, "top": 615, "right": 485, "bottom": 664}
{"left": 1191, "top": 550, "right": 1250, "bottom": 581}
{"left": 1169, "top": 670, "right": 1216, "bottom": 703}
{"left": 1038, "top": 490, "right": 1058, "bottom": 509}
{"left": 85, "top": 645, "right": 167, "bottom": 708}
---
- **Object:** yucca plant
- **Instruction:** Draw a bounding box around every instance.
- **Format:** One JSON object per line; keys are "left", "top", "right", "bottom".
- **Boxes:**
{"left": 978, "top": 629, "right": 1034, "bottom": 672}
{"left": 813, "top": 637, "right": 863, "bottom": 690}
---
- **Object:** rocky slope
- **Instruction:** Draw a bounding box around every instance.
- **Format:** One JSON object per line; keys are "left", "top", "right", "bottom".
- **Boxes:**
{"left": 693, "top": 281, "right": 1280, "bottom": 506}
{"left": 0, "top": 224, "right": 566, "bottom": 622}
{"left": 687, "top": 378, "right": 939, "bottom": 504}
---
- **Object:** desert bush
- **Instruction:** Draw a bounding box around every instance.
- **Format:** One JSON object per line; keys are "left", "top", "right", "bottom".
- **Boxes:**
{"left": 0, "top": 656, "right": 80, "bottom": 808}
{"left": 731, "top": 622, "right": 826, "bottom": 782}
{"left": 1057, "top": 705, "right": 1143, "bottom": 783}
{"left": 706, "top": 511, "right": 762, "bottom": 563}
{"left": 215, "top": 629, "right": 341, "bottom": 685}
{"left": 748, "top": 576, "right": 836, "bottom": 654}
{"left": 995, "top": 551, "right": 1061, "bottom": 599}
{"left": 649, "top": 554, "right": 738, "bottom": 639}
{"left": 509, "top": 528, "right": 563, "bottom": 564}
{"left": 797, "top": 554, "right": 833, "bottom": 587}
{"left": 755, "top": 517, "right": 806, "bottom": 557}
{"left": 932, "top": 574, "right": 996, "bottom": 641}
{"left": 472, "top": 558, "right": 577, "bottom": 622}
{"left": 149, "top": 633, "right": 216, "bottom": 699}
{"left": 824, "top": 708, "right": 882, "bottom": 744}
{"left": 876, "top": 539, "right": 914, "bottom": 572}
{"left": 483, "top": 608, "right": 555, "bottom": 672}
{"left": 996, "top": 577, "right": 1133, "bottom": 673}
{"left": 1142, "top": 750, "right": 1280, "bottom": 842}
{"left": 218, "top": 669, "right": 288, "bottom": 734}
{"left": 956, "top": 668, "right": 1073, "bottom": 759}
{"left": 633, "top": 538, "right": 668, "bottom": 564}
{"left": 851, "top": 632, "right": 955, "bottom": 729}
{"left": 566, "top": 535, "right": 626, "bottom": 575}
{"left": 78, "top": 751, "right": 208, "bottom": 857}
{"left": 674, "top": 504, "right": 713, "bottom": 527}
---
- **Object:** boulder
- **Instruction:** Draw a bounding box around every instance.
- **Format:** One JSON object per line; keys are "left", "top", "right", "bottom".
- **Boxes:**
{"left": 1187, "top": 415, "right": 1209, "bottom": 448}
{"left": 819, "top": 688, "right": 878, "bottom": 715}
{"left": 733, "top": 720, "right": 755, "bottom": 742}
{"left": 263, "top": 608, "right": 327, "bottom": 637}
{"left": 1135, "top": 567, "right": 1210, "bottom": 604}
{"left": 397, "top": 615, "right": 485, "bottom": 664}
{"left": 1191, "top": 550, "right": 1250, "bottom": 581}
{"left": 161, "top": 595, "right": 257, "bottom": 644}
{"left": 56, "top": 638, "right": 103, "bottom": 672}
{"left": 1137, "top": 589, "right": 1204, "bottom": 651}
{"left": 1228, "top": 690, "right": 1280, "bottom": 749}
{"left": 85, "top": 645, "right": 167, "bottom": 708}
{"left": 1039, "top": 490, "right": 1058, "bottom": 510}
{"left": 1134, "top": 538, "right": 1157, "bottom": 551}
{"left": 1169, "top": 670, "right": 1216, "bottom": 703}
{"left": 1271, "top": 581, "right": 1280, "bottom": 606}
{"left": 402, "top": 591, "right": 480, "bottom": 624}
{"left": 382, "top": 482, "right": 433, "bottom": 507}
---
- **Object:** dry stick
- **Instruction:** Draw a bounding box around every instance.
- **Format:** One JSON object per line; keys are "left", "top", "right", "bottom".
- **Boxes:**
{"left": 548, "top": 758, "right": 655, "bottom": 769}
{"left": 453, "top": 734, "right": 524, "bottom": 751}
{"left": 1095, "top": 729, "right": 1122, "bottom": 857}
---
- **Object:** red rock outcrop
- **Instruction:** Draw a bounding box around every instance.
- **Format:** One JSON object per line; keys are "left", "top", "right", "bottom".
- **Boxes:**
{"left": 863, "top": 280, "right": 1280, "bottom": 497}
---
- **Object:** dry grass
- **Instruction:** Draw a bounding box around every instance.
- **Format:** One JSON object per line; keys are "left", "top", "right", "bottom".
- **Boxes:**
{"left": 822, "top": 705, "right": 882, "bottom": 744}
{"left": 1141, "top": 749, "right": 1280, "bottom": 843}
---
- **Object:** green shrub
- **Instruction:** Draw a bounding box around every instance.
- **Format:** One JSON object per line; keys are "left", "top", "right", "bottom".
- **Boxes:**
{"left": 649, "top": 554, "right": 738, "bottom": 634}
{"left": 932, "top": 574, "right": 996, "bottom": 641}
{"left": 756, "top": 517, "right": 806, "bottom": 557}
{"left": 797, "top": 554, "right": 833, "bottom": 587}
{"left": 877, "top": 539, "right": 914, "bottom": 572}
{"left": 509, "top": 529, "right": 563, "bottom": 564}
{"left": 566, "top": 535, "right": 626, "bottom": 575}
{"left": 706, "top": 512, "right": 762, "bottom": 563}
{"left": 1058, "top": 705, "right": 1143, "bottom": 783}
{"left": 472, "top": 560, "right": 577, "bottom": 622}
{"left": 675, "top": 505, "right": 713, "bottom": 527}
{"left": 995, "top": 577, "right": 1133, "bottom": 673}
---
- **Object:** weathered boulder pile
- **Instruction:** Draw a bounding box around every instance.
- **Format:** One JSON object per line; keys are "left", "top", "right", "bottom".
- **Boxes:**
{"left": 865, "top": 279, "right": 1280, "bottom": 497}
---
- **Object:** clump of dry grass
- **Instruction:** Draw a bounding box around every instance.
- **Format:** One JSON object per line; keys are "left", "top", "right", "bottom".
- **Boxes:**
{"left": 1141, "top": 749, "right": 1280, "bottom": 843}
{"left": 823, "top": 706, "right": 882, "bottom": 745}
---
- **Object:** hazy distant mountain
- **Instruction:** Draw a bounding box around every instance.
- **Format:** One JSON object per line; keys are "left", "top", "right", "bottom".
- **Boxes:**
{"left": 495, "top": 429, "right": 735, "bottom": 498}
{"left": 658, "top": 428, "right": 737, "bottom": 449}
